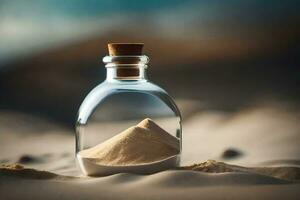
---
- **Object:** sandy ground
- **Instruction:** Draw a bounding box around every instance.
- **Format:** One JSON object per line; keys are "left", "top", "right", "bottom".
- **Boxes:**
{"left": 1, "top": 100, "right": 300, "bottom": 199}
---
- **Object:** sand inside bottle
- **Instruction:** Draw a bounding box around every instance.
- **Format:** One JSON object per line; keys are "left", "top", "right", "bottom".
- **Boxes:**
{"left": 77, "top": 118, "right": 180, "bottom": 176}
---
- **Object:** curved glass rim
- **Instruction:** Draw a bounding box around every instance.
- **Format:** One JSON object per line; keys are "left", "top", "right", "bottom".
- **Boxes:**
{"left": 103, "top": 55, "right": 149, "bottom": 64}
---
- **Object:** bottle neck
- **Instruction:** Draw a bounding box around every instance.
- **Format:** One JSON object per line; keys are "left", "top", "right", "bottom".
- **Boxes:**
{"left": 103, "top": 55, "right": 149, "bottom": 82}
{"left": 106, "top": 67, "right": 147, "bottom": 81}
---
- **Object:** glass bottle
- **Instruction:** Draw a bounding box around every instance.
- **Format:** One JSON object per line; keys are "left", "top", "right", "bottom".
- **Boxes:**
{"left": 76, "top": 43, "right": 182, "bottom": 176}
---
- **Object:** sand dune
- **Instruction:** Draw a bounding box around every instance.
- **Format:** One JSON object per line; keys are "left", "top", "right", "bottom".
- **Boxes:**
{"left": 182, "top": 160, "right": 300, "bottom": 182}
{"left": 1, "top": 162, "right": 300, "bottom": 200}
{"left": 3, "top": 160, "right": 299, "bottom": 182}
{"left": 1, "top": 103, "right": 300, "bottom": 199}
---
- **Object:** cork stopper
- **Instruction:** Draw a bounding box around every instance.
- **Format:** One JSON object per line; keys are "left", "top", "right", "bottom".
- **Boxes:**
{"left": 108, "top": 43, "right": 144, "bottom": 56}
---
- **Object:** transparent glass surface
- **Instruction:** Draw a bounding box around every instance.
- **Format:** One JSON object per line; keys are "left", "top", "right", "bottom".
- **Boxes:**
{"left": 75, "top": 56, "right": 182, "bottom": 175}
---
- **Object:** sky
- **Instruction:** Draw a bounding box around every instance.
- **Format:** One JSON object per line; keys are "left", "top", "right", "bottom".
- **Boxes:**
{"left": 0, "top": 0, "right": 298, "bottom": 64}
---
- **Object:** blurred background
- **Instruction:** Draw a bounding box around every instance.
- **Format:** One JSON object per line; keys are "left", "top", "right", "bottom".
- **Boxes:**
{"left": 0, "top": 0, "right": 299, "bottom": 126}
